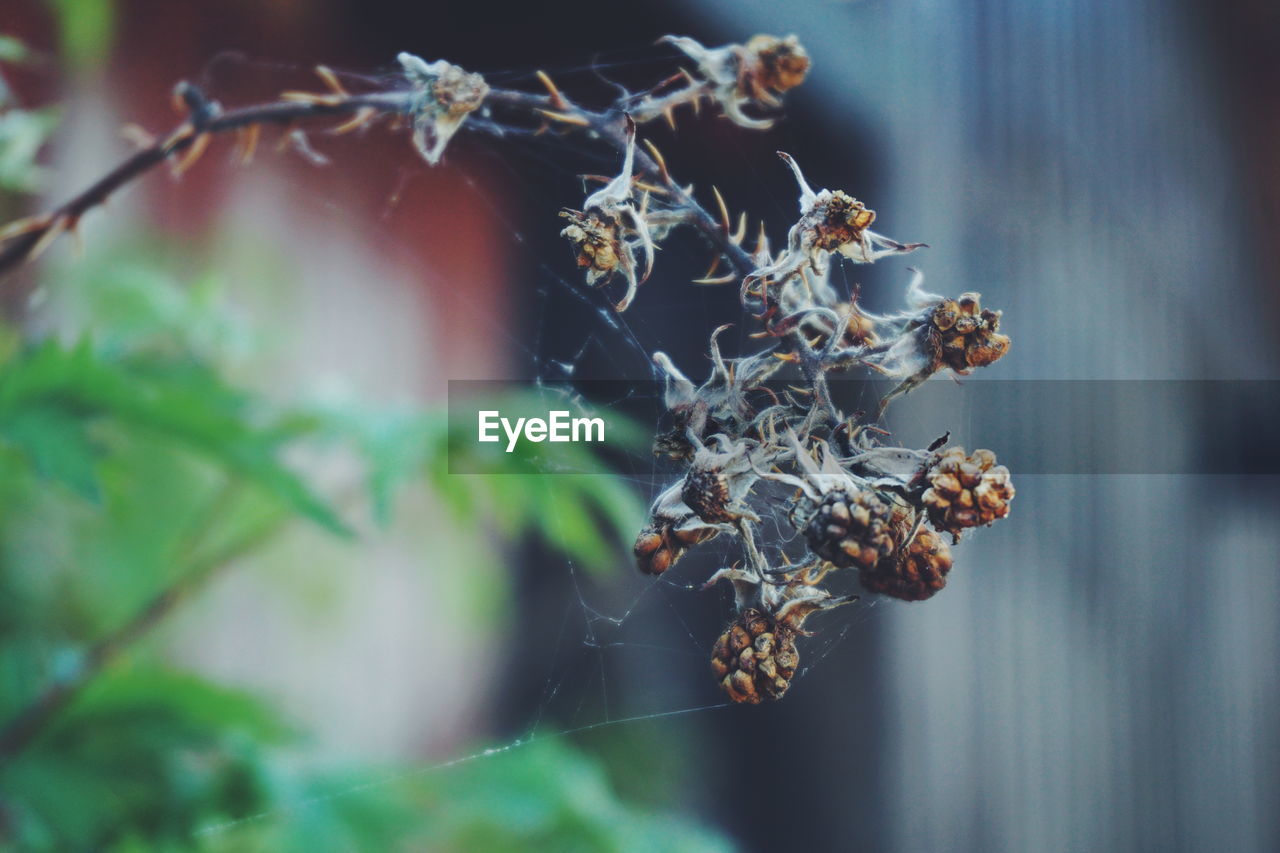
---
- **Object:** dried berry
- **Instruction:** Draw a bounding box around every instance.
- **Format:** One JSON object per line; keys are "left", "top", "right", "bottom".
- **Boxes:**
{"left": 922, "top": 447, "right": 1015, "bottom": 540}
{"left": 634, "top": 481, "right": 725, "bottom": 575}
{"left": 710, "top": 608, "right": 799, "bottom": 704}
{"left": 799, "top": 488, "right": 897, "bottom": 571}
{"left": 633, "top": 519, "right": 719, "bottom": 575}
{"left": 743, "top": 34, "right": 811, "bottom": 97}
{"left": 929, "top": 291, "right": 1010, "bottom": 372}
{"left": 860, "top": 527, "right": 953, "bottom": 601}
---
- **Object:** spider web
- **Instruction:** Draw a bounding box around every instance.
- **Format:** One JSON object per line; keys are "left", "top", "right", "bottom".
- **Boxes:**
{"left": 188, "top": 52, "right": 901, "bottom": 842}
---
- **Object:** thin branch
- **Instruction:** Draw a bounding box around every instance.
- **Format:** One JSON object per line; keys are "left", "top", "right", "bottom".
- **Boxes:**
{"left": 0, "top": 67, "right": 756, "bottom": 282}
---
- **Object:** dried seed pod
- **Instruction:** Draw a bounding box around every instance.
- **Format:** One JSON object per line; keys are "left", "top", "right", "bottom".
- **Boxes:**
{"left": 798, "top": 488, "right": 898, "bottom": 571}
{"left": 742, "top": 34, "right": 811, "bottom": 98}
{"left": 560, "top": 209, "right": 623, "bottom": 281}
{"left": 710, "top": 608, "right": 798, "bottom": 704}
{"left": 810, "top": 191, "right": 876, "bottom": 252}
{"left": 922, "top": 447, "right": 1015, "bottom": 540}
{"left": 860, "top": 527, "right": 953, "bottom": 602}
{"left": 742, "top": 154, "right": 922, "bottom": 310}
{"left": 652, "top": 328, "right": 783, "bottom": 456}
{"left": 679, "top": 435, "right": 765, "bottom": 524}
{"left": 929, "top": 292, "right": 1010, "bottom": 372}
{"left": 704, "top": 565, "right": 856, "bottom": 703}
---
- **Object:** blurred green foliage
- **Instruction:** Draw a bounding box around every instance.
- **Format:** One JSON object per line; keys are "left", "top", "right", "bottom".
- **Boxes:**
{"left": 0, "top": 31, "right": 723, "bottom": 848}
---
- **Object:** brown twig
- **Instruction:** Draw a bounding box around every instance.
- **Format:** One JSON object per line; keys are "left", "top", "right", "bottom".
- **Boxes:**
{"left": 0, "top": 70, "right": 756, "bottom": 282}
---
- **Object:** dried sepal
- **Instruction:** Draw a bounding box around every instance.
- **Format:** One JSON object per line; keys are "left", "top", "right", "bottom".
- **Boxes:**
{"left": 680, "top": 435, "right": 768, "bottom": 524}
{"left": 652, "top": 327, "right": 783, "bottom": 458}
{"left": 398, "top": 53, "right": 488, "bottom": 165}
{"left": 743, "top": 153, "right": 923, "bottom": 311}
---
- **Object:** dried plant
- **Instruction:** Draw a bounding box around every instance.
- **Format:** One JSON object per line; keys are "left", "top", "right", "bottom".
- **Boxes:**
{"left": 0, "top": 33, "right": 1014, "bottom": 705}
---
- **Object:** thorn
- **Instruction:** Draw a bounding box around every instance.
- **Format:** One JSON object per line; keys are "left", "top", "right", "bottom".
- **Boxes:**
{"left": 280, "top": 90, "right": 341, "bottom": 106}
{"left": 160, "top": 123, "right": 196, "bottom": 155}
{"left": 691, "top": 272, "right": 737, "bottom": 286}
{"left": 314, "top": 65, "right": 350, "bottom": 98}
{"left": 535, "top": 70, "right": 568, "bottom": 110}
{"left": 171, "top": 132, "right": 212, "bottom": 177}
{"left": 662, "top": 106, "right": 677, "bottom": 131}
{"left": 730, "top": 211, "right": 747, "bottom": 245}
{"left": 236, "top": 124, "right": 260, "bottom": 164}
{"left": 787, "top": 385, "right": 812, "bottom": 396}
{"left": 770, "top": 351, "right": 799, "bottom": 361}
{"left": 332, "top": 107, "right": 376, "bottom": 135}
{"left": 120, "top": 123, "right": 156, "bottom": 149}
{"left": 711, "top": 186, "right": 731, "bottom": 234}
{"left": 537, "top": 108, "right": 590, "bottom": 126}
{"left": 700, "top": 255, "right": 721, "bottom": 280}
{"left": 67, "top": 217, "right": 83, "bottom": 257}
{"left": 26, "top": 215, "right": 67, "bottom": 264}
{"left": 275, "top": 122, "right": 297, "bottom": 152}
{"left": 0, "top": 213, "right": 53, "bottom": 243}
{"left": 754, "top": 220, "right": 769, "bottom": 252}
{"left": 641, "top": 139, "right": 671, "bottom": 183}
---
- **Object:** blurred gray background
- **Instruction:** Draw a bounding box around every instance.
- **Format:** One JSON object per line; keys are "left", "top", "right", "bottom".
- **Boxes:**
{"left": 669, "top": 1, "right": 1280, "bottom": 851}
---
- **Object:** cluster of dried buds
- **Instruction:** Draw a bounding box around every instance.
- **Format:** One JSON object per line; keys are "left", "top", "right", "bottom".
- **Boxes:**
{"left": 365, "top": 34, "right": 1021, "bottom": 706}
{"left": 529, "top": 36, "right": 1019, "bottom": 704}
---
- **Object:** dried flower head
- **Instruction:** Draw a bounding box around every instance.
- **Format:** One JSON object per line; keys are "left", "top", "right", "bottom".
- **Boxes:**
{"left": 860, "top": 526, "right": 954, "bottom": 602}
{"left": 398, "top": 53, "right": 488, "bottom": 165}
{"left": 743, "top": 153, "right": 923, "bottom": 311}
{"left": 560, "top": 118, "right": 654, "bottom": 311}
{"left": 796, "top": 487, "right": 900, "bottom": 571}
{"left": 928, "top": 291, "right": 1011, "bottom": 372}
{"left": 661, "top": 34, "right": 810, "bottom": 130}
{"left": 922, "top": 448, "right": 1015, "bottom": 541}
{"left": 860, "top": 271, "right": 1012, "bottom": 413}
{"left": 705, "top": 565, "right": 853, "bottom": 703}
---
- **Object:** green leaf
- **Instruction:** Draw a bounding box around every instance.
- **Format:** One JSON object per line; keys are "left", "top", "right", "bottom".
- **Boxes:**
{"left": 47, "top": 0, "right": 116, "bottom": 68}
{"left": 0, "top": 35, "right": 31, "bottom": 64}
{"left": 0, "top": 106, "right": 58, "bottom": 193}
{"left": 0, "top": 402, "right": 102, "bottom": 500}
{"left": 0, "top": 338, "right": 349, "bottom": 535}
